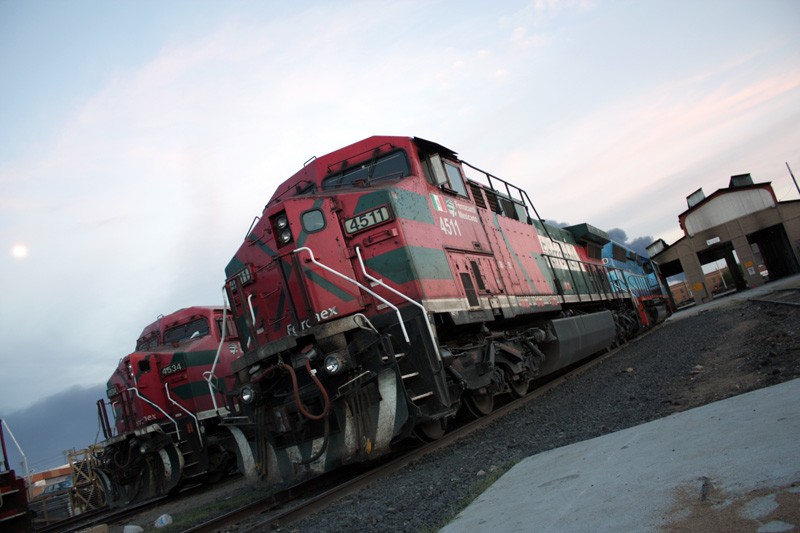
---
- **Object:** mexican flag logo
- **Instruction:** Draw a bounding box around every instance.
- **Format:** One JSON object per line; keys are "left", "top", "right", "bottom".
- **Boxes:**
{"left": 430, "top": 193, "right": 444, "bottom": 211}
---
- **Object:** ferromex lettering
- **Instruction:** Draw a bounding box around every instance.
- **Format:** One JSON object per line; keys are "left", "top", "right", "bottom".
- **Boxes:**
{"left": 286, "top": 306, "right": 339, "bottom": 336}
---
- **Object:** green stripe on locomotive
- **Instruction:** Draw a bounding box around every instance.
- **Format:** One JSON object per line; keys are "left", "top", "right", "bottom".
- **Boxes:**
{"left": 161, "top": 350, "right": 231, "bottom": 397}
{"left": 364, "top": 246, "right": 452, "bottom": 285}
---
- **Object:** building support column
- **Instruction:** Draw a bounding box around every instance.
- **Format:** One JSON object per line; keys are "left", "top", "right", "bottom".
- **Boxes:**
{"left": 731, "top": 235, "right": 765, "bottom": 289}
{"left": 680, "top": 246, "right": 710, "bottom": 304}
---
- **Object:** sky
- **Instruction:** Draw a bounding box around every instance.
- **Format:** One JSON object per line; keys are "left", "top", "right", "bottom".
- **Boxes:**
{"left": 1, "top": 0, "right": 799, "bottom": 467}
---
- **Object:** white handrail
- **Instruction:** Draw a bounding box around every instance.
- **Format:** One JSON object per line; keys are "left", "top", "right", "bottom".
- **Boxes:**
{"left": 126, "top": 387, "right": 181, "bottom": 441}
{"left": 0, "top": 419, "right": 31, "bottom": 499}
{"left": 352, "top": 313, "right": 379, "bottom": 334}
{"left": 293, "top": 246, "right": 410, "bottom": 343}
{"left": 164, "top": 383, "right": 199, "bottom": 436}
{"left": 354, "top": 246, "right": 441, "bottom": 361}
{"left": 247, "top": 293, "right": 256, "bottom": 325}
{"left": 206, "top": 288, "right": 229, "bottom": 413}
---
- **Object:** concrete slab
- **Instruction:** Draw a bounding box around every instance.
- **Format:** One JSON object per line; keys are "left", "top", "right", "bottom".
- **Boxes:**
{"left": 668, "top": 273, "right": 800, "bottom": 320}
{"left": 441, "top": 379, "right": 800, "bottom": 533}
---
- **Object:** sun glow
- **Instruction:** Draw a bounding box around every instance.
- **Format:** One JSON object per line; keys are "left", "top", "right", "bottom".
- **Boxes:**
{"left": 11, "top": 245, "right": 29, "bottom": 259}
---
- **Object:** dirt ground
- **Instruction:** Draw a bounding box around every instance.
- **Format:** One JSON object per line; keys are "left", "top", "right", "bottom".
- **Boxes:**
{"left": 664, "top": 479, "right": 800, "bottom": 532}
{"left": 671, "top": 301, "right": 799, "bottom": 410}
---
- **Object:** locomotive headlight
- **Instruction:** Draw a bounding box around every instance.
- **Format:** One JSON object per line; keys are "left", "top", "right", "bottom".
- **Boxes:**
{"left": 275, "top": 215, "right": 289, "bottom": 230}
{"left": 279, "top": 228, "right": 293, "bottom": 244}
{"left": 241, "top": 385, "right": 256, "bottom": 404}
{"left": 324, "top": 353, "right": 346, "bottom": 375}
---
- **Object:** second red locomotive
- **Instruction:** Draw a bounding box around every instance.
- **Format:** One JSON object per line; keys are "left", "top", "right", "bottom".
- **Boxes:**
{"left": 95, "top": 306, "right": 255, "bottom": 506}
{"left": 223, "top": 136, "right": 670, "bottom": 487}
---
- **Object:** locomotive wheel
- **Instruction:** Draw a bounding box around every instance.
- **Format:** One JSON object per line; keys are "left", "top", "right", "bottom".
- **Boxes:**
{"left": 115, "top": 468, "right": 144, "bottom": 506}
{"left": 464, "top": 390, "right": 494, "bottom": 418}
{"left": 137, "top": 444, "right": 183, "bottom": 503}
{"left": 508, "top": 378, "right": 529, "bottom": 399}
{"left": 158, "top": 443, "right": 184, "bottom": 496}
{"left": 97, "top": 470, "right": 137, "bottom": 509}
{"left": 414, "top": 419, "right": 447, "bottom": 442}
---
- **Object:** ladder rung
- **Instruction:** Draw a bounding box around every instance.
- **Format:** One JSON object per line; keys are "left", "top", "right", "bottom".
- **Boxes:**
{"left": 410, "top": 392, "right": 433, "bottom": 402}
{"left": 401, "top": 372, "right": 420, "bottom": 380}
{"left": 382, "top": 352, "right": 406, "bottom": 362}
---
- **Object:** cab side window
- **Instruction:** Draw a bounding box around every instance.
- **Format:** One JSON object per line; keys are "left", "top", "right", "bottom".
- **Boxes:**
{"left": 424, "top": 154, "right": 468, "bottom": 197}
{"left": 443, "top": 161, "right": 468, "bottom": 196}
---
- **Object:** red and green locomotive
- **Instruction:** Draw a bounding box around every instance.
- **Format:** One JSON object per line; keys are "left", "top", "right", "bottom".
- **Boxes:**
{"left": 96, "top": 306, "right": 255, "bottom": 506}
{"left": 224, "top": 136, "right": 670, "bottom": 486}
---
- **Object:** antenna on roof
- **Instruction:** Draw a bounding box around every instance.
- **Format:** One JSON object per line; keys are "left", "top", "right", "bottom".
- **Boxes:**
{"left": 787, "top": 162, "right": 800, "bottom": 197}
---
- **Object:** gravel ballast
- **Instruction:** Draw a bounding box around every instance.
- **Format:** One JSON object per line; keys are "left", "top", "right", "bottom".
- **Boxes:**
{"left": 287, "top": 296, "right": 799, "bottom": 532}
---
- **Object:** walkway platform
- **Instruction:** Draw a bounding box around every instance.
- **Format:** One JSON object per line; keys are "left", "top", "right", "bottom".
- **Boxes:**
{"left": 441, "top": 378, "right": 800, "bottom": 532}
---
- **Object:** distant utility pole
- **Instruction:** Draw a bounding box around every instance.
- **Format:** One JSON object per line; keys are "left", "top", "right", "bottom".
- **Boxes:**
{"left": 787, "top": 162, "right": 800, "bottom": 196}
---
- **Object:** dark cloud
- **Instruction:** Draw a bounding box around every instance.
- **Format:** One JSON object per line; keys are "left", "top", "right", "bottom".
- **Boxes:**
{"left": 607, "top": 228, "right": 627, "bottom": 243}
{"left": 607, "top": 228, "right": 654, "bottom": 257}
{"left": 1, "top": 384, "right": 105, "bottom": 474}
{"left": 626, "top": 236, "right": 655, "bottom": 257}
{"left": 553, "top": 223, "right": 653, "bottom": 257}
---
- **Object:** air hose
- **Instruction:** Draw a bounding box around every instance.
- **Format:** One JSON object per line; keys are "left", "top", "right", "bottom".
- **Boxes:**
{"left": 280, "top": 358, "right": 331, "bottom": 421}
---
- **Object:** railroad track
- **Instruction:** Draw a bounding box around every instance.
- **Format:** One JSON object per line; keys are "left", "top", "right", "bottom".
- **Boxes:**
{"left": 34, "top": 479, "right": 218, "bottom": 532}
{"left": 185, "top": 333, "right": 647, "bottom": 533}
{"left": 35, "top": 497, "right": 163, "bottom": 533}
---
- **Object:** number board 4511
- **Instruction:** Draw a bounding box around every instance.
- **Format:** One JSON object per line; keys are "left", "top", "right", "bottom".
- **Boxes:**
{"left": 344, "top": 205, "right": 393, "bottom": 234}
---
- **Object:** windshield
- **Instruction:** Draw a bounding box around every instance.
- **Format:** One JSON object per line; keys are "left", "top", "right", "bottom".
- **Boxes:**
{"left": 164, "top": 318, "right": 210, "bottom": 345}
{"left": 322, "top": 150, "right": 410, "bottom": 190}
